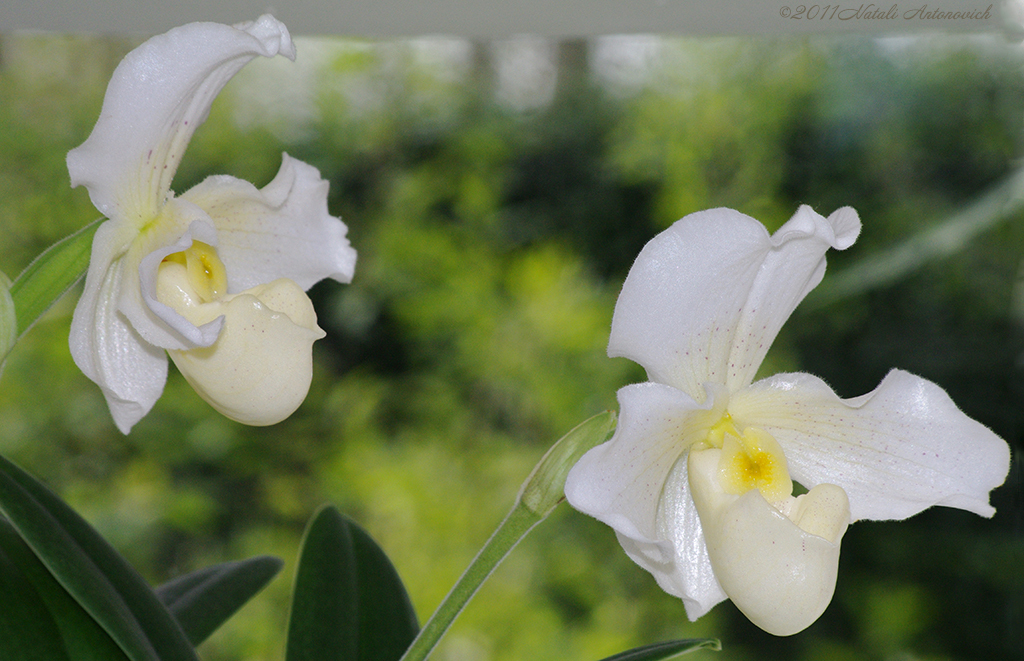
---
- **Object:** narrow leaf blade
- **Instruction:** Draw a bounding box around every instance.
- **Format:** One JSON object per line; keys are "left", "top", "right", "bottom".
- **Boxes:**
{"left": 155, "top": 556, "right": 283, "bottom": 646}
{"left": 0, "top": 520, "right": 71, "bottom": 661}
{"left": 9, "top": 217, "right": 101, "bottom": 338}
{"left": 0, "top": 453, "right": 197, "bottom": 661}
{"left": 286, "top": 505, "right": 419, "bottom": 661}
{"left": 0, "top": 516, "right": 129, "bottom": 661}
{"left": 347, "top": 512, "right": 420, "bottom": 661}
{"left": 0, "top": 272, "right": 15, "bottom": 367}
{"left": 598, "top": 639, "right": 722, "bottom": 661}
{"left": 286, "top": 505, "right": 359, "bottom": 661}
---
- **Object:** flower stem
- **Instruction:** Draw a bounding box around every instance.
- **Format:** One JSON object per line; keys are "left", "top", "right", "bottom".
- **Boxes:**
{"left": 398, "top": 502, "right": 544, "bottom": 661}
{"left": 398, "top": 412, "right": 616, "bottom": 661}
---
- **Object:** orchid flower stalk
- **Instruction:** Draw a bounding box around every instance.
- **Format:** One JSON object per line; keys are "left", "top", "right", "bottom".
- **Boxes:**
{"left": 67, "top": 15, "right": 356, "bottom": 433}
{"left": 565, "top": 206, "right": 1010, "bottom": 636}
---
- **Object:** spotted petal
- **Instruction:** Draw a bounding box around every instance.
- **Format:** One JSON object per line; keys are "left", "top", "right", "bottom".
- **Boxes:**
{"left": 565, "top": 382, "right": 728, "bottom": 620}
{"left": 69, "top": 221, "right": 170, "bottom": 433}
{"left": 179, "top": 154, "right": 357, "bottom": 292}
{"left": 608, "top": 206, "right": 860, "bottom": 402}
{"left": 66, "top": 15, "right": 295, "bottom": 224}
{"left": 729, "top": 369, "right": 1011, "bottom": 521}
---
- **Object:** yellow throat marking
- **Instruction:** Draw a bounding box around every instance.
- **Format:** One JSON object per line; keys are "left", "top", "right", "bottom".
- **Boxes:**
{"left": 703, "top": 413, "right": 793, "bottom": 503}
{"left": 163, "top": 240, "right": 227, "bottom": 303}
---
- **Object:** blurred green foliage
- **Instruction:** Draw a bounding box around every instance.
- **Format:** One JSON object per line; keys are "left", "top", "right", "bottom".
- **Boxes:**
{"left": 0, "top": 29, "right": 1022, "bottom": 661}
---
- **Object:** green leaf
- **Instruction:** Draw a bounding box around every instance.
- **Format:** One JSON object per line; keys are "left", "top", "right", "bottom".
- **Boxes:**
{"left": 598, "top": 639, "right": 722, "bottom": 661}
{"left": 0, "top": 518, "right": 71, "bottom": 661}
{"left": 286, "top": 505, "right": 419, "bottom": 661}
{"left": 9, "top": 217, "right": 101, "bottom": 338}
{"left": 0, "top": 516, "right": 130, "bottom": 661}
{"left": 0, "top": 272, "right": 15, "bottom": 369}
{"left": 0, "top": 453, "right": 198, "bottom": 661}
{"left": 155, "top": 556, "right": 283, "bottom": 646}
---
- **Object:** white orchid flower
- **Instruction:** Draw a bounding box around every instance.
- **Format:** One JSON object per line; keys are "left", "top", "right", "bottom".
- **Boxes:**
{"left": 67, "top": 15, "right": 356, "bottom": 433}
{"left": 565, "top": 206, "right": 1010, "bottom": 636}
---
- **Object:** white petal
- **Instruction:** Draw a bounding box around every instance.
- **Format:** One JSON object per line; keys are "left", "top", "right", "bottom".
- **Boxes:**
{"left": 180, "top": 154, "right": 356, "bottom": 291}
{"left": 565, "top": 382, "right": 727, "bottom": 618}
{"left": 608, "top": 206, "right": 860, "bottom": 401}
{"left": 652, "top": 451, "right": 729, "bottom": 620}
{"left": 729, "top": 370, "right": 1011, "bottom": 521}
{"left": 69, "top": 220, "right": 169, "bottom": 433}
{"left": 66, "top": 15, "right": 294, "bottom": 223}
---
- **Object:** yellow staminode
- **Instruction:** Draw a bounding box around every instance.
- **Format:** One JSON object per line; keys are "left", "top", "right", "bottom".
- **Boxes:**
{"left": 717, "top": 425, "right": 793, "bottom": 503}
{"left": 163, "top": 241, "right": 227, "bottom": 303}
{"left": 705, "top": 412, "right": 742, "bottom": 448}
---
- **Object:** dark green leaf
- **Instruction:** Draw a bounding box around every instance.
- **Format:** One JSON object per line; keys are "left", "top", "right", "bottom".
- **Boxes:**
{"left": 286, "top": 505, "right": 419, "bottom": 661}
{"left": 0, "top": 516, "right": 129, "bottom": 661}
{"left": 598, "top": 638, "right": 722, "bottom": 661}
{"left": 0, "top": 518, "right": 71, "bottom": 661}
{"left": 0, "top": 454, "right": 198, "bottom": 661}
{"left": 156, "top": 556, "right": 283, "bottom": 646}
{"left": 9, "top": 217, "right": 100, "bottom": 338}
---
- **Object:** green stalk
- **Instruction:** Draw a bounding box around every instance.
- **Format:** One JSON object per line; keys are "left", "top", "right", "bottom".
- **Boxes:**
{"left": 398, "top": 411, "right": 617, "bottom": 661}
{"left": 398, "top": 502, "right": 542, "bottom": 661}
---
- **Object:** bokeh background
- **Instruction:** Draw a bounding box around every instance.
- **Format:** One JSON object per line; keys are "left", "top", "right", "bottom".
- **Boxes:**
{"left": 1, "top": 27, "right": 1022, "bottom": 661}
